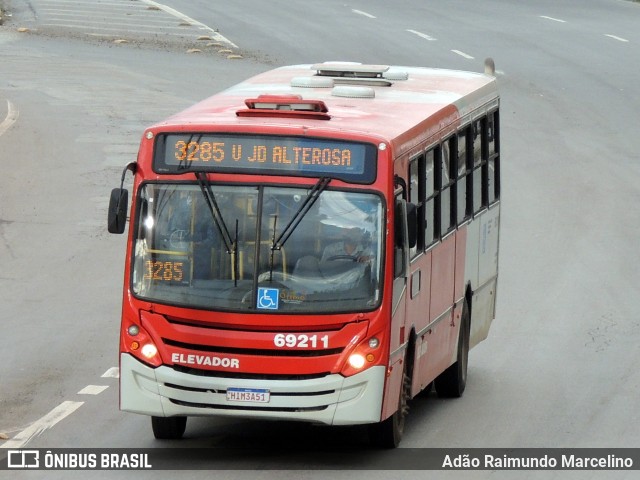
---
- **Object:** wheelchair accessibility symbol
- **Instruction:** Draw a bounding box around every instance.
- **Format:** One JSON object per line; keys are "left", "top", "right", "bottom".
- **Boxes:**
{"left": 257, "top": 287, "right": 279, "bottom": 310}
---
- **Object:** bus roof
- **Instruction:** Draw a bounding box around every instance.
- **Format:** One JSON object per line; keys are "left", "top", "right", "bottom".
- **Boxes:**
{"left": 154, "top": 63, "right": 498, "bottom": 149}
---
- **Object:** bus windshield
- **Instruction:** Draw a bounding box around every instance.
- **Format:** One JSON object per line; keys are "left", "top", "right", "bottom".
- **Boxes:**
{"left": 132, "top": 183, "right": 384, "bottom": 313}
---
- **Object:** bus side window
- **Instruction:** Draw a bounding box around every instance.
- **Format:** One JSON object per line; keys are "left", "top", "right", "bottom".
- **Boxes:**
{"left": 487, "top": 110, "right": 500, "bottom": 204}
{"left": 456, "top": 128, "right": 470, "bottom": 224}
{"left": 472, "top": 119, "right": 483, "bottom": 213}
{"left": 481, "top": 109, "right": 500, "bottom": 207}
{"left": 394, "top": 198, "right": 407, "bottom": 278}
{"left": 439, "top": 139, "right": 454, "bottom": 237}
{"left": 409, "top": 154, "right": 425, "bottom": 257}
{"left": 424, "top": 149, "right": 436, "bottom": 247}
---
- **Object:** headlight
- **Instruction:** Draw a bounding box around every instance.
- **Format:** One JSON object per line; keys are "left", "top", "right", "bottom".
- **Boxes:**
{"left": 141, "top": 343, "right": 158, "bottom": 360}
{"left": 348, "top": 354, "right": 366, "bottom": 370}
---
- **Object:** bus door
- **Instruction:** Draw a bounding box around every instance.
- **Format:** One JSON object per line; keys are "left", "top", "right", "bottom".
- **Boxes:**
{"left": 383, "top": 193, "right": 415, "bottom": 419}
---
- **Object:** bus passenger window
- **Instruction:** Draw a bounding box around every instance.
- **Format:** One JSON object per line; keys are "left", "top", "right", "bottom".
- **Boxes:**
{"left": 409, "top": 155, "right": 425, "bottom": 256}
{"left": 440, "top": 140, "right": 453, "bottom": 237}
{"left": 488, "top": 111, "right": 497, "bottom": 156}
{"left": 424, "top": 149, "right": 436, "bottom": 247}
{"left": 472, "top": 120, "right": 483, "bottom": 213}
{"left": 456, "top": 129, "right": 468, "bottom": 224}
{"left": 488, "top": 110, "right": 500, "bottom": 204}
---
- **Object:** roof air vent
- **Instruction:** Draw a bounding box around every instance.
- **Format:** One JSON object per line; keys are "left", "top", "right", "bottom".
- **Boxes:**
{"left": 383, "top": 69, "right": 409, "bottom": 81}
{"left": 290, "top": 76, "right": 335, "bottom": 88}
{"left": 331, "top": 86, "right": 375, "bottom": 99}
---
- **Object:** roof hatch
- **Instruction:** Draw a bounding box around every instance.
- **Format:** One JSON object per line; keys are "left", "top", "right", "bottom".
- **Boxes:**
{"left": 236, "top": 94, "right": 331, "bottom": 120}
{"left": 311, "top": 62, "right": 408, "bottom": 86}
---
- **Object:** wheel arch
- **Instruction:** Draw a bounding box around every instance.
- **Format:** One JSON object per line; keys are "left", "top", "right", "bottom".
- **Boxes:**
{"left": 406, "top": 325, "right": 419, "bottom": 398}
{"left": 464, "top": 282, "right": 473, "bottom": 323}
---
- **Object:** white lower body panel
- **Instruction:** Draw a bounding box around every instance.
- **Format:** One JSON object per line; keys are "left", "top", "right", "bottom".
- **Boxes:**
{"left": 120, "top": 353, "right": 385, "bottom": 426}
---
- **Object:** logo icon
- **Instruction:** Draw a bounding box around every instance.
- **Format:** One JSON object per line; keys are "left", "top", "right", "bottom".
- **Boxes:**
{"left": 257, "top": 288, "right": 279, "bottom": 310}
{"left": 8, "top": 450, "right": 40, "bottom": 469}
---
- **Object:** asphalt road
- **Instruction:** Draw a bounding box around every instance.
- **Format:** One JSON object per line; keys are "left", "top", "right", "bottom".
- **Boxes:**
{"left": 1, "top": 1, "right": 640, "bottom": 479}
{"left": 3, "top": 0, "right": 238, "bottom": 51}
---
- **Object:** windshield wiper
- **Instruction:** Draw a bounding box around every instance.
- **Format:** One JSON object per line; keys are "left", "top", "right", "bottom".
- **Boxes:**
{"left": 272, "top": 177, "right": 331, "bottom": 251}
{"left": 195, "top": 172, "right": 235, "bottom": 255}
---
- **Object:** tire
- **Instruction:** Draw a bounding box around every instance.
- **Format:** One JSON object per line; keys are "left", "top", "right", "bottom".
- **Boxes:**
{"left": 369, "top": 368, "right": 411, "bottom": 448}
{"left": 151, "top": 416, "right": 187, "bottom": 440}
{"left": 434, "top": 300, "right": 470, "bottom": 398}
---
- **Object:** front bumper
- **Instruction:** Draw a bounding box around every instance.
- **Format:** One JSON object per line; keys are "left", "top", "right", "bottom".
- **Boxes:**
{"left": 120, "top": 353, "right": 385, "bottom": 425}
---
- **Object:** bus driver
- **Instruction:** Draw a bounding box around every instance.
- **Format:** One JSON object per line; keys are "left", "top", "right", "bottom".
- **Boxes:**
{"left": 321, "top": 227, "right": 373, "bottom": 263}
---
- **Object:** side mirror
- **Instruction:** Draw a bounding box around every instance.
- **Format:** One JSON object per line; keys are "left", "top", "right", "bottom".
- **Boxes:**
{"left": 107, "top": 188, "right": 128, "bottom": 234}
{"left": 394, "top": 201, "right": 404, "bottom": 245}
{"left": 394, "top": 246, "right": 404, "bottom": 279}
{"left": 394, "top": 200, "right": 418, "bottom": 249}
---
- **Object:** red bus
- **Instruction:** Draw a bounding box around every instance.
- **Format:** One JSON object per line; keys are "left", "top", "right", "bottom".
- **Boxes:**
{"left": 108, "top": 61, "right": 500, "bottom": 447}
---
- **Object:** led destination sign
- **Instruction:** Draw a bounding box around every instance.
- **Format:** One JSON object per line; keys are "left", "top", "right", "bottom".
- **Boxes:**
{"left": 154, "top": 134, "right": 377, "bottom": 183}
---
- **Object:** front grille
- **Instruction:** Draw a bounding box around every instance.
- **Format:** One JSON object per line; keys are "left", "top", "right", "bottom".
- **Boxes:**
{"left": 166, "top": 316, "right": 343, "bottom": 333}
{"left": 171, "top": 365, "right": 332, "bottom": 381}
{"left": 170, "top": 398, "right": 328, "bottom": 413}
{"left": 163, "top": 338, "right": 343, "bottom": 357}
{"left": 164, "top": 382, "right": 335, "bottom": 397}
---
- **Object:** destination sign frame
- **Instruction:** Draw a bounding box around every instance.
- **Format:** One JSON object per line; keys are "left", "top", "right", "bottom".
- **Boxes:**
{"left": 153, "top": 133, "right": 378, "bottom": 183}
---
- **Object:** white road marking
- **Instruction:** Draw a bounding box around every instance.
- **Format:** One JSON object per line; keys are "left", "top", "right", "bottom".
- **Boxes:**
{"left": 604, "top": 34, "right": 629, "bottom": 43}
{"left": 102, "top": 367, "right": 120, "bottom": 378}
{"left": 0, "top": 401, "right": 84, "bottom": 449}
{"left": 139, "top": 0, "right": 237, "bottom": 47}
{"left": 78, "top": 385, "right": 110, "bottom": 395}
{"left": 452, "top": 50, "right": 474, "bottom": 59}
{"left": 0, "top": 100, "right": 19, "bottom": 136}
{"left": 540, "top": 15, "right": 566, "bottom": 23}
{"left": 407, "top": 29, "right": 437, "bottom": 41}
{"left": 39, "top": 0, "right": 134, "bottom": 5}
{"left": 352, "top": 9, "right": 376, "bottom": 19}
{"left": 40, "top": 22, "right": 198, "bottom": 31}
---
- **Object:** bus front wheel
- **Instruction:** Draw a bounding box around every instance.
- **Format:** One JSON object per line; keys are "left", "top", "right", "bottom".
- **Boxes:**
{"left": 369, "top": 368, "right": 411, "bottom": 448}
{"left": 151, "top": 416, "right": 187, "bottom": 440}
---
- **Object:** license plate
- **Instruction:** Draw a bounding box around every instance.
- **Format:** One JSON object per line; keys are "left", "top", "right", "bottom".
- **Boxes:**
{"left": 226, "top": 387, "right": 270, "bottom": 403}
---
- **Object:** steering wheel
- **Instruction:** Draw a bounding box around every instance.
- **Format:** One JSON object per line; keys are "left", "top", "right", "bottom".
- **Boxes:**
{"left": 169, "top": 229, "right": 189, "bottom": 248}
{"left": 241, "top": 290, "right": 253, "bottom": 304}
{"left": 326, "top": 254, "right": 358, "bottom": 262}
